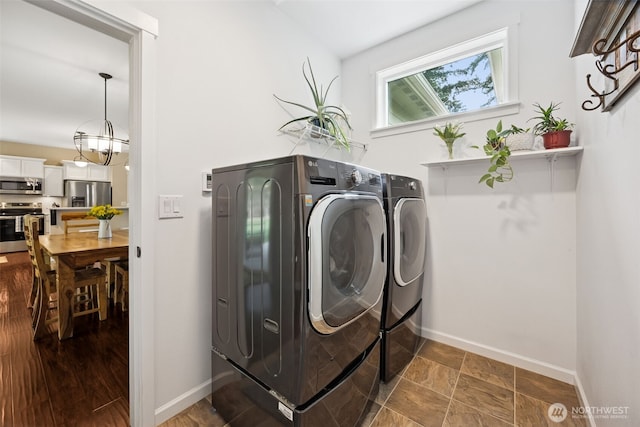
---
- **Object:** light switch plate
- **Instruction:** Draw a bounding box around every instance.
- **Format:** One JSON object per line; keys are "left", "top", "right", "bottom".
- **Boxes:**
{"left": 158, "top": 195, "right": 183, "bottom": 219}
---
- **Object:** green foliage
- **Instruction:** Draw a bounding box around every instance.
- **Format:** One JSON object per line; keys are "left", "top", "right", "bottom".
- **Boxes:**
{"left": 485, "top": 119, "right": 511, "bottom": 149}
{"left": 509, "top": 124, "right": 530, "bottom": 134}
{"left": 423, "top": 52, "right": 496, "bottom": 112}
{"left": 433, "top": 122, "right": 466, "bottom": 143}
{"left": 274, "top": 58, "right": 352, "bottom": 149}
{"left": 478, "top": 120, "right": 514, "bottom": 188}
{"left": 529, "top": 102, "right": 574, "bottom": 135}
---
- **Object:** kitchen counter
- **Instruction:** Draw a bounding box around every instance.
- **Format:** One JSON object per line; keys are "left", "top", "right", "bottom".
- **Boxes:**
{"left": 50, "top": 206, "right": 129, "bottom": 211}
{"left": 49, "top": 206, "right": 129, "bottom": 233}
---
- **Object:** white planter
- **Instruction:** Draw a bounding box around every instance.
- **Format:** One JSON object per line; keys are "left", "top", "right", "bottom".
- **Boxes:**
{"left": 506, "top": 133, "right": 535, "bottom": 151}
{"left": 98, "top": 219, "right": 112, "bottom": 239}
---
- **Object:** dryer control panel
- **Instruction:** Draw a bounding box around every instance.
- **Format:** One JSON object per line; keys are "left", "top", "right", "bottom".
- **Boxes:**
{"left": 383, "top": 174, "right": 424, "bottom": 199}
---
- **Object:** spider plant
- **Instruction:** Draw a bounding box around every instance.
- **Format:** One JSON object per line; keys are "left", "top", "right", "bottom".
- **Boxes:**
{"left": 274, "top": 58, "right": 352, "bottom": 149}
{"left": 529, "top": 102, "right": 574, "bottom": 135}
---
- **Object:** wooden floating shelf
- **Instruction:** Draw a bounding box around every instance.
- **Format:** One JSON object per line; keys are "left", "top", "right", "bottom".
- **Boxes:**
{"left": 421, "top": 146, "right": 584, "bottom": 168}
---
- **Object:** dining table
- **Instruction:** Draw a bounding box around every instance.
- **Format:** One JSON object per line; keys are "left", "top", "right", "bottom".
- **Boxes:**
{"left": 39, "top": 229, "right": 129, "bottom": 340}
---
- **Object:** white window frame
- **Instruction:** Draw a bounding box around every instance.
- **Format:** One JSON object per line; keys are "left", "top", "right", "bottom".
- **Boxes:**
{"left": 373, "top": 27, "right": 520, "bottom": 138}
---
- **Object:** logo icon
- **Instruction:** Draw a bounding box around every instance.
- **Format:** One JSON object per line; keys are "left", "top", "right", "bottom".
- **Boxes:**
{"left": 548, "top": 403, "right": 568, "bottom": 423}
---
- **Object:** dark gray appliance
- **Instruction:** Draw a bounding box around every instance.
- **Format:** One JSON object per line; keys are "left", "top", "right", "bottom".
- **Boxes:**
{"left": 0, "top": 202, "right": 44, "bottom": 253}
{"left": 380, "top": 174, "right": 427, "bottom": 382}
{"left": 0, "top": 176, "right": 42, "bottom": 195}
{"left": 64, "top": 180, "right": 111, "bottom": 207}
{"left": 211, "top": 155, "right": 387, "bottom": 426}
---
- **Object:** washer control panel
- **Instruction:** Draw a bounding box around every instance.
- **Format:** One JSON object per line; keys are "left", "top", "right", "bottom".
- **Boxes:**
{"left": 302, "top": 156, "right": 383, "bottom": 195}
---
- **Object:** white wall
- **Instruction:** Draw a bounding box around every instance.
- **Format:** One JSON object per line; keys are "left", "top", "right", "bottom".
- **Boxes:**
{"left": 343, "top": 0, "right": 578, "bottom": 380}
{"left": 92, "top": 0, "right": 640, "bottom": 422}
{"left": 573, "top": 0, "right": 640, "bottom": 424}
{"left": 130, "top": 1, "right": 340, "bottom": 422}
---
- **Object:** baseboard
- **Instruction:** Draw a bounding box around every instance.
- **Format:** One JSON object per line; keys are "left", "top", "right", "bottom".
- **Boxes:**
{"left": 154, "top": 378, "right": 212, "bottom": 425}
{"left": 421, "top": 327, "right": 577, "bottom": 384}
{"left": 573, "top": 374, "right": 596, "bottom": 427}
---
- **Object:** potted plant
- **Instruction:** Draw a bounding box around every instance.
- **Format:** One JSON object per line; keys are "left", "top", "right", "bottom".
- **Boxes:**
{"left": 88, "top": 204, "right": 122, "bottom": 239}
{"left": 274, "top": 58, "right": 352, "bottom": 149}
{"left": 505, "top": 125, "right": 535, "bottom": 151}
{"left": 529, "top": 102, "right": 574, "bottom": 149}
{"left": 433, "top": 122, "right": 466, "bottom": 159}
{"left": 478, "top": 120, "right": 514, "bottom": 188}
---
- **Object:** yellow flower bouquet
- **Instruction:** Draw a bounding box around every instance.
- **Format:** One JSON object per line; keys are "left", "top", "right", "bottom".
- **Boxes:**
{"left": 88, "top": 204, "right": 122, "bottom": 220}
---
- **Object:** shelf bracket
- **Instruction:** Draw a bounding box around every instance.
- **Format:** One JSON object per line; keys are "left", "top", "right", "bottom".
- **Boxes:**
{"left": 441, "top": 165, "right": 449, "bottom": 196}
{"left": 547, "top": 153, "right": 560, "bottom": 193}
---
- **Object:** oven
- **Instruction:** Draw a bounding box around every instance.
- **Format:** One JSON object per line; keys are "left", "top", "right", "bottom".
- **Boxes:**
{"left": 0, "top": 202, "right": 44, "bottom": 253}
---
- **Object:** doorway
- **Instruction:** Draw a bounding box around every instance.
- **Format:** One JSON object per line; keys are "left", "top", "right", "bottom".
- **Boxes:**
{"left": 17, "top": 1, "right": 158, "bottom": 425}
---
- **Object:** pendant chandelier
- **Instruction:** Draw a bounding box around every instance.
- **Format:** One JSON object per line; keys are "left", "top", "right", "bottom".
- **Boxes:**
{"left": 73, "top": 72, "right": 129, "bottom": 167}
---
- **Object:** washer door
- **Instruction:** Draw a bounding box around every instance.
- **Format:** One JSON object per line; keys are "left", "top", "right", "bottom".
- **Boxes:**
{"left": 308, "top": 194, "right": 386, "bottom": 334}
{"left": 393, "top": 198, "right": 426, "bottom": 286}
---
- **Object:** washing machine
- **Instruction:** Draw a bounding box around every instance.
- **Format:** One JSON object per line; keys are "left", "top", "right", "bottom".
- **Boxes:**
{"left": 211, "top": 155, "right": 387, "bottom": 426}
{"left": 380, "top": 174, "right": 427, "bottom": 383}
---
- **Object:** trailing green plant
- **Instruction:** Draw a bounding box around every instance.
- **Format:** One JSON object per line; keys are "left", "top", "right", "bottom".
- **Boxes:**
{"left": 529, "top": 102, "right": 574, "bottom": 135}
{"left": 274, "top": 58, "right": 352, "bottom": 149}
{"left": 478, "top": 120, "right": 514, "bottom": 188}
{"left": 433, "top": 122, "right": 466, "bottom": 159}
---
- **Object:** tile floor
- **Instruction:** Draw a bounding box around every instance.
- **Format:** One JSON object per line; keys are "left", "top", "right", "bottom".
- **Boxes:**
{"left": 161, "top": 339, "right": 587, "bottom": 426}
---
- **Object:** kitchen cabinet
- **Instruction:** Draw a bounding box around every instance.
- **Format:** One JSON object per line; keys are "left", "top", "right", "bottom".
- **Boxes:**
{"left": 43, "top": 165, "right": 64, "bottom": 197}
{"left": 62, "top": 161, "right": 110, "bottom": 182}
{"left": 0, "top": 155, "right": 45, "bottom": 178}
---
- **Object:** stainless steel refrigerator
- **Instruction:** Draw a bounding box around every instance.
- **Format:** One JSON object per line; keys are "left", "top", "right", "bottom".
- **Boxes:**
{"left": 64, "top": 180, "right": 111, "bottom": 207}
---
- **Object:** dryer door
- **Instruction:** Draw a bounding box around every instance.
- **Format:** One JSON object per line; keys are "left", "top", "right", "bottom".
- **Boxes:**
{"left": 393, "top": 198, "right": 427, "bottom": 286}
{"left": 308, "top": 194, "right": 386, "bottom": 334}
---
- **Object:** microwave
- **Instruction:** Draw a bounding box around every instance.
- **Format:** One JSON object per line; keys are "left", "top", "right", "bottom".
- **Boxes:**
{"left": 0, "top": 176, "right": 43, "bottom": 195}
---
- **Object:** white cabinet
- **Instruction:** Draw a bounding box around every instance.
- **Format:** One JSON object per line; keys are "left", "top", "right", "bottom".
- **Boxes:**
{"left": 43, "top": 166, "right": 64, "bottom": 197}
{"left": 0, "top": 155, "right": 45, "bottom": 178}
{"left": 88, "top": 164, "right": 110, "bottom": 181}
{"left": 0, "top": 157, "right": 21, "bottom": 176}
{"left": 62, "top": 162, "right": 88, "bottom": 180}
{"left": 62, "top": 161, "right": 110, "bottom": 182}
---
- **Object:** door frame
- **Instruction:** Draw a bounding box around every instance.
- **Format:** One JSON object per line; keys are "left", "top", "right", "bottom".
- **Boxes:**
{"left": 24, "top": 1, "right": 159, "bottom": 425}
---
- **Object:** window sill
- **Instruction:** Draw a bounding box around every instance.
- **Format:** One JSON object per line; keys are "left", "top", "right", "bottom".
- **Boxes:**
{"left": 370, "top": 101, "right": 521, "bottom": 140}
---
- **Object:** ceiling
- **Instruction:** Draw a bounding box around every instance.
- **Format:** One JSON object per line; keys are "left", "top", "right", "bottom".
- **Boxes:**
{"left": 274, "top": 0, "right": 484, "bottom": 59}
{"left": 0, "top": 0, "right": 482, "bottom": 150}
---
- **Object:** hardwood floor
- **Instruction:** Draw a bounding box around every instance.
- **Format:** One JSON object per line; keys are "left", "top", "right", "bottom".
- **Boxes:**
{"left": 0, "top": 251, "right": 129, "bottom": 426}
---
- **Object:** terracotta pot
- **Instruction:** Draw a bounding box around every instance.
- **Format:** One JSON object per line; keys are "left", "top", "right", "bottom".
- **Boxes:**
{"left": 542, "top": 130, "right": 572, "bottom": 149}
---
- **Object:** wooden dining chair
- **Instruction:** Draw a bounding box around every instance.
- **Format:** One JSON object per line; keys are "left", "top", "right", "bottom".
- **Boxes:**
{"left": 61, "top": 212, "right": 99, "bottom": 234}
{"left": 24, "top": 215, "right": 108, "bottom": 339}
{"left": 24, "top": 215, "right": 57, "bottom": 324}
{"left": 113, "top": 261, "right": 129, "bottom": 311}
{"left": 24, "top": 215, "right": 40, "bottom": 308}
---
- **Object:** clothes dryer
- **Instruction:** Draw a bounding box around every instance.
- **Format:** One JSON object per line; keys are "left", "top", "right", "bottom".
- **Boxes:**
{"left": 380, "top": 174, "right": 427, "bottom": 382}
{"left": 211, "top": 155, "right": 387, "bottom": 426}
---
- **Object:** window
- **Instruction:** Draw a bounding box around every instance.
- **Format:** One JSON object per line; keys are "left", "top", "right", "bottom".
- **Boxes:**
{"left": 376, "top": 28, "right": 511, "bottom": 129}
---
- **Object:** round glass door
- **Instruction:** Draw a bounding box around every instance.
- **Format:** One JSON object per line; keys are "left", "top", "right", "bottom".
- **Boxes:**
{"left": 393, "top": 198, "right": 426, "bottom": 286}
{"left": 308, "top": 194, "right": 386, "bottom": 334}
